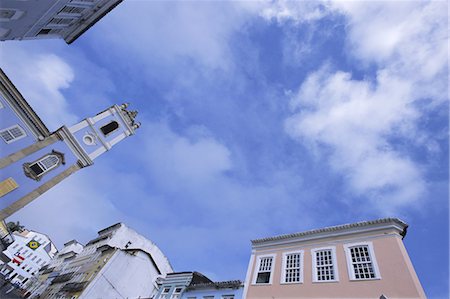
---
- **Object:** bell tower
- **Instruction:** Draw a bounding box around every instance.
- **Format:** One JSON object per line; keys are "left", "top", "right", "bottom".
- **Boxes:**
{"left": 68, "top": 103, "right": 140, "bottom": 161}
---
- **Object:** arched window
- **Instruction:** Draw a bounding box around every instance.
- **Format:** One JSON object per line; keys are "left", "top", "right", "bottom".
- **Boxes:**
{"left": 23, "top": 151, "right": 65, "bottom": 181}
{"left": 100, "top": 121, "right": 119, "bottom": 136}
{"left": 29, "top": 155, "right": 59, "bottom": 176}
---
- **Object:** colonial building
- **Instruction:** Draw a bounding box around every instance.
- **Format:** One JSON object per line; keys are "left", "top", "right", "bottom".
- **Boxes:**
{"left": 24, "top": 239, "right": 84, "bottom": 297}
{"left": 0, "top": 229, "right": 58, "bottom": 287}
{"left": 27, "top": 223, "right": 173, "bottom": 299}
{"left": 154, "top": 271, "right": 244, "bottom": 299}
{"left": 0, "top": 68, "right": 140, "bottom": 219}
{"left": 0, "top": 0, "right": 122, "bottom": 44}
{"left": 0, "top": 220, "right": 14, "bottom": 250}
{"left": 154, "top": 272, "right": 213, "bottom": 299}
{"left": 182, "top": 280, "right": 244, "bottom": 299}
{"left": 243, "top": 218, "right": 426, "bottom": 299}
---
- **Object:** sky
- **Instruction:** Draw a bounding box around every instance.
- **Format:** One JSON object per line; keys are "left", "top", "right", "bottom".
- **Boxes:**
{"left": 0, "top": 0, "right": 448, "bottom": 297}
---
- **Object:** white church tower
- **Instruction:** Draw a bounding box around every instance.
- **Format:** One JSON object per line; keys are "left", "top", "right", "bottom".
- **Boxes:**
{"left": 0, "top": 68, "right": 140, "bottom": 219}
{"left": 68, "top": 103, "right": 140, "bottom": 162}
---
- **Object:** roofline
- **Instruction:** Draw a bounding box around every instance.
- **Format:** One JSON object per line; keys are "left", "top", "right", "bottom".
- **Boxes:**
{"left": 252, "top": 218, "right": 408, "bottom": 246}
{"left": 186, "top": 280, "right": 244, "bottom": 291}
{"left": 66, "top": 0, "right": 124, "bottom": 44}
{"left": 0, "top": 68, "right": 50, "bottom": 138}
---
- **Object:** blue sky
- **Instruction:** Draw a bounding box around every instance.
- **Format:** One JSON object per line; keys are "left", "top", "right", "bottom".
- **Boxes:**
{"left": 0, "top": 0, "right": 448, "bottom": 297}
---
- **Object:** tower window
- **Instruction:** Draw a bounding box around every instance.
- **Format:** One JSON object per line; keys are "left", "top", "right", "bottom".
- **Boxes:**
{"left": 23, "top": 151, "right": 65, "bottom": 181}
{"left": 0, "top": 125, "right": 26, "bottom": 144}
{"left": 100, "top": 121, "right": 119, "bottom": 136}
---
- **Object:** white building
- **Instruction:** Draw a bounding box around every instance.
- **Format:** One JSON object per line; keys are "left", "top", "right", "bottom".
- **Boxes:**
{"left": 0, "top": 229, "right": 58, "bottom": 287}
{"left": 29, "top": 223, "right": 174, "bottom": 299}
{"left": 25, "top": 239, "right": 84, "bottom": 298}
{"left": 0, "top": 0, "right": 122, "bottom": 44}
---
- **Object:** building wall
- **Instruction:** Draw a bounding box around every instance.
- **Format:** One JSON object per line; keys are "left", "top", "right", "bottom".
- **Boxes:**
{"left": 0, "top": 230, "right": 57, "bottom": 287}
{"left": 154, "top": 272, "right": 194, "bottom": 299}
{"left": 245, "top": 228, "right": 425, "bottom": 299}
{"left": 182, "top": 287, "right": 243, "bottom": 299}
{"left": 80, "top": 250, "right": 160, "bottom": 299}
{"left": 0, "top": 94, "right": 38, "bottom": 157}
{"left": 0, "top": 0, "right": 122, "bottom": 43}
{"left": 0, "top": 136, "right": 79, "bottom": 218}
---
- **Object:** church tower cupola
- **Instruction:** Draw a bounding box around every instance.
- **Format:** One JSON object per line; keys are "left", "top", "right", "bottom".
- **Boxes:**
{"left": 68, "top": 103, "right": 140, "bottom": 161}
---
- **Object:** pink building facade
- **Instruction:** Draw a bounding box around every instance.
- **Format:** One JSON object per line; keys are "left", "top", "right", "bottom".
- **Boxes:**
{"left": 243, "top": 218, "right": 425, "bottom": 299}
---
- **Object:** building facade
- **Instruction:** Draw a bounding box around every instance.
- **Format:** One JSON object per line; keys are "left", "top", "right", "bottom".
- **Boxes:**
{"left": 27, "top": 223, "right": 173, "bottom": 299}
{"left": 0, "top": 68, "right": 140, "bottom": 220}
{"left": 154, "top": 272, "right": 213, "bottom": 299}
{"left": 0, "top": 229, "right": 57, "bottom": 287}
{"left": 182, "top": 280, "right": 244, "bottom": 299}
{"left": 154, "top": 272, "right": 244, "bottom": 299}
{"left": 24, "top": 239, "right": 84, "bottom": 297}
{"left": 243, "top": 218, "right": 426, "bottom": 299}
{"left": 0, "top": 0, "right": 122, "bottom": 44}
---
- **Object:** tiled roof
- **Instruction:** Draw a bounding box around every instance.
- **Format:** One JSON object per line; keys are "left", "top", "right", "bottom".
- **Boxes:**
{"left": 252, "top": 218, "right": 408, "bottom": 244}
{"left": 187, "top": 280, "right": 243, "bottom": 290}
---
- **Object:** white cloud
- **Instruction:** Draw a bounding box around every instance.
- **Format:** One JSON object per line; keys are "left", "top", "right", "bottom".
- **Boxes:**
{"left": 269, "top": 0, "right": 447, "bottom": 213}
{"left": 94, "top": 1, "right": 260, "bottom": 70}
{"left": 0, "top": 44, "right": 78, "bottom": 131}
{"left": 285, "top": 66, "right": 426, "bottom": 212}
{"left": 137, "top": 120, "right": 232, "bottom": 187}
{"left": 259, "top": 0, "right": 331, "bottom": 23}
{"left": 331, "top": 0, "right": 448, "bottom": 102}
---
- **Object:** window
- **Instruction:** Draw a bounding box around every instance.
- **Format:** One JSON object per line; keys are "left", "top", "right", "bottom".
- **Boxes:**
{"left": 49, "top": 17, "right": 74, "bottom": 26}
{"left": 344, "top": 242, "right": 380, "bottom": 280}
{"left": 0, "top": 9, "right": 24, "bottom": 21}
{"left": 100, "top": 121, "right": 119, "bottom": 136}
{"left": 253, "top": 255, "right": 275, "bottom": 284}
{"left": 203, "top": 297, "right": 214, "bottom": 299}
{"left": 0, "top": 125, "right": 26, "bottom": 143}
{"left": 171, "top": 287, "right": 183, "bottom": 299}
{"left": 281, "top": 251, "right": 303, "bottom": 283}
{"left": 312, "top": 247, "right": 338, "bottom": 282}
{"left": 222, "top": 296, "right": 234, "bottom": 299}
{"left": 23, "top": 151, "right": 65, "bottom": 181}
{"left": 59, "top": 6, "right": 85, "bottom": 15}
{"left": 159, "top": 287, "right": 170, "bottom": 299}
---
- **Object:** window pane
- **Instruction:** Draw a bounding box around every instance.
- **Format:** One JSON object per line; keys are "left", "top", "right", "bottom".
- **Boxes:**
{"left": 256, "top": 272, "right": 270, "bottom": 283}
{"left": 30, "top": 163, "right": 44, "bottom": 175}
{"left": 100, "top": 121, "right": 119, "bottom": 136}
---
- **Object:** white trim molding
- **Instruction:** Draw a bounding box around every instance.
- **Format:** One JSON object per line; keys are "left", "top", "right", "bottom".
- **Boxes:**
{"left": 311, "top": 246, "right": 339, "bottom": 283}
{"left": 344, "top": 241, "right": 381, "bottom": 281}
{"left": 280, "top": 250, "right": 304, "bottom": 284}
{"left": 252, "top": 254, "right": 276, "bottom": 285}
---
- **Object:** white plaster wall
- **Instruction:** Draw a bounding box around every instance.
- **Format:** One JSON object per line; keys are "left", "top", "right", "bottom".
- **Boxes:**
{"left": 80, "top": 250, "right": 159, "bottom": 299}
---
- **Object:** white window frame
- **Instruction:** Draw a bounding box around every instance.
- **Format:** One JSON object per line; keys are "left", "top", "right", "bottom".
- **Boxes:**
{"left": 252, "top": 254, "right": 276, "bottom": 285}
{"left": 280, "top": 250, "right": 304, "bottom": 284}
{"left": 311, "top": 246, "right": 339, "bottom": 282}
{"left": 0, "top": 124, "right": 26, "bottom": 144}
{"left": 170, "top": 287, "right": 183, "bottom": 299}
{"left": 344, "top": 241, "right": 381, "bottom": 281}
{"left": 159, "top": 287, "right": 171, "bottom": 299}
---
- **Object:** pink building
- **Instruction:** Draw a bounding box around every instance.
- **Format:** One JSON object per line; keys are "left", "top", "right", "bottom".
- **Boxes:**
{"left": 243, "top": 218, "right": 425, "bottom": 299}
